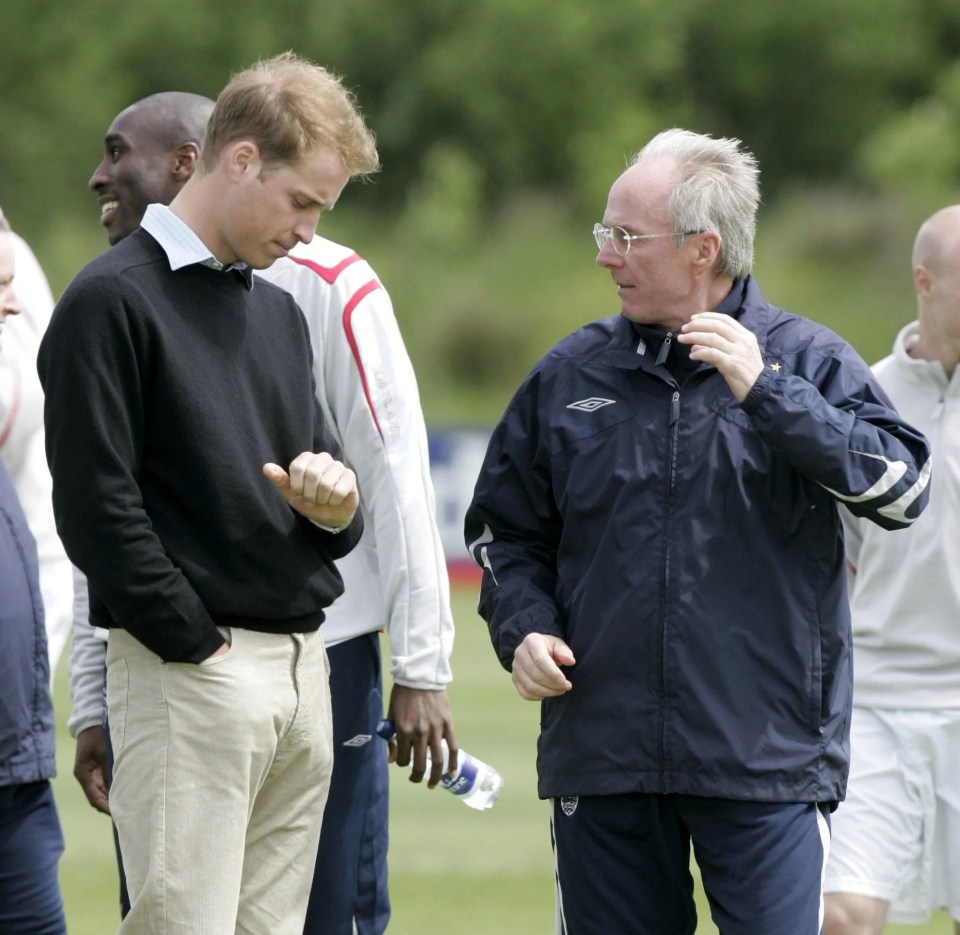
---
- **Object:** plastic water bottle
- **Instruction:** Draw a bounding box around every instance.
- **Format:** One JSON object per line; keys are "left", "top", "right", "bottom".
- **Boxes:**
{"left": 376, "top": 719, "right": 504, "bottom": 810}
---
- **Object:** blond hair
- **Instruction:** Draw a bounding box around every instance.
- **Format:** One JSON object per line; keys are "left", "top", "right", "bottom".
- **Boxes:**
{"left": 201, "top": 51, "right": 379, "bottom": 178}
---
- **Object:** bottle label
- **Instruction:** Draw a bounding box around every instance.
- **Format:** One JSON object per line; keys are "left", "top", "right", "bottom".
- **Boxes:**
{"left": 440, "top": 755, "right": 479, "bottom": 797}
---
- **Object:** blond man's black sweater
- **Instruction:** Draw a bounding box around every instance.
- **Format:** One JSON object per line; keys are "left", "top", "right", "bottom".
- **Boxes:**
{"left": 38, "top": 231, "right": 362, "bottom": 663}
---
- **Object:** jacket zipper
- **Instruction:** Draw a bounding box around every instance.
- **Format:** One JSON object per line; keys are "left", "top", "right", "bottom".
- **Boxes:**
{"left": 659, "top": 388, "right": 681, "bottom": 785}
{"left": 654, "top": 332, "right": 674, "bottom": 367}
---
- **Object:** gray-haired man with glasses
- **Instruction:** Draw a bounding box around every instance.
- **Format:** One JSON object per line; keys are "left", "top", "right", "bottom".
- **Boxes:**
{"left": 465, "top": 127, "right": 931, "bottom": 935}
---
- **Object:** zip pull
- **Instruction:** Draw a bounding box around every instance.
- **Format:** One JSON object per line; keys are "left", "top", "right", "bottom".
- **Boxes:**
{"left": 655, "top": 332, "right": 673, "bottom": 366}
{"left": 669, "top": 390, "right": 680, "bottom": 425}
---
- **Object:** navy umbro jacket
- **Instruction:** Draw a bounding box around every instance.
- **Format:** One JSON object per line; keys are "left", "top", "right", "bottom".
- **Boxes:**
{"left": 0, "top": 460, "right": 56, "bottom": 788}
{"left": 465, "top": 277, "right": 931, "bottom": 804}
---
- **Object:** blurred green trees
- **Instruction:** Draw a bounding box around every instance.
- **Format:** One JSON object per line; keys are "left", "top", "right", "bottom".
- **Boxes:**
{"left": 6, "top": 0, "right": 960, "bottom": 229}
{"left": 3, "top": 0, "right": 960, "bottom": 420}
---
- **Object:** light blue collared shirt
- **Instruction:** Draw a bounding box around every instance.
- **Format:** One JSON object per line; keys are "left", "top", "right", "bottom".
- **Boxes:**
{"left": 140, "top": 203, "right": 254, "bottom": 289}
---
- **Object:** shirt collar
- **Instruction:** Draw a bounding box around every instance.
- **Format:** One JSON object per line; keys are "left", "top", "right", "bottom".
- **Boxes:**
{"left": 894, "top": 320, "right": 952, "bottom": 387}
{"left": 628, "top": 278, "right": 747, "bottom": 350}
{"left": 714, "top": 277, "right": 746, "bottom": 316}
{"left": 140, "top": 204, "right": 254, "bottom": 290}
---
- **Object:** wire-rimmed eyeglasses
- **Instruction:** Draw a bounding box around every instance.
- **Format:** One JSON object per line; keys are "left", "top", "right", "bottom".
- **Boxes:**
{"left": 593, "top": 223, "right": 694, "bottom": 256}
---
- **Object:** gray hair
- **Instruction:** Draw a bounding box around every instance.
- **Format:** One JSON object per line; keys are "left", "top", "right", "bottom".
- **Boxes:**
{"left": 630, "top": 129, "right": 759, "bottom": 279}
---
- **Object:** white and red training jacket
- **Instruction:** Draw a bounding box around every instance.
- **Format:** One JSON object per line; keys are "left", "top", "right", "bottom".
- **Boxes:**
{"left": 261, "top": 237, "right": 454, "bottom": 690}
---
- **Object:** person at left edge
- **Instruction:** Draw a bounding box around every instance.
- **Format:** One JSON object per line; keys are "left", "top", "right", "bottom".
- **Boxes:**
{"left": 37, "top": 52, "right": 376, "bottom": 934}
{"left": 0, "top": 206, "right": 73, "bottom": 673}
{"left": 0, "top": 215, "right": 66, "bottom": 935}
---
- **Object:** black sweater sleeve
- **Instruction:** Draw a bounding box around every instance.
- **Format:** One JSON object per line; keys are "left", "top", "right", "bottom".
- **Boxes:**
{"left": 41, "top": 239, "right": 367, "bottom": 663}
{"left": 39, "top": 272, "right": 225, "bottom": 662}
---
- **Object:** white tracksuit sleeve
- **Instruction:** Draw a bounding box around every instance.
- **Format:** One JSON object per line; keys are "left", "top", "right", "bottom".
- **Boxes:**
{"left": 265, "top": 248, "right": 454, "bottom": 689}
{"left": 66, "top": 565, "right": 106, "bottom": 738}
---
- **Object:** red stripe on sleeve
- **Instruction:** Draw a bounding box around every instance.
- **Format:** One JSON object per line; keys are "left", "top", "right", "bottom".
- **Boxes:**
{"left": 342, "top": 279, "right": 385, "bottom": 440}
{"left": 285, "top": 252, "right": 386, "bottom": 440}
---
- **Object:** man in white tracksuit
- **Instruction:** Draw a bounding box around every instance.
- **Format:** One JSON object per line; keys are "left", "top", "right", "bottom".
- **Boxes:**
{"left": 824, "top": 205, "right": 960, "bottom": 935}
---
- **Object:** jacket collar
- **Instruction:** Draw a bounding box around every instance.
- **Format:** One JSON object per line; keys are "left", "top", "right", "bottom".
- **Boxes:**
{"left": 601, "top": 275, "right": 772, "bottom": 371}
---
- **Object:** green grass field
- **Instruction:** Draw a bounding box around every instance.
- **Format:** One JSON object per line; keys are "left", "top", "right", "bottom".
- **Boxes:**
{"left": 51, "top": 586, "right": 954, "bottom": 933}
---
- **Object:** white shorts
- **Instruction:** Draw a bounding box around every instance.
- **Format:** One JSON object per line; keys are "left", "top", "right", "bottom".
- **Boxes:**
{"left": 824, "top": 705, "right": 960, "bottom": 924}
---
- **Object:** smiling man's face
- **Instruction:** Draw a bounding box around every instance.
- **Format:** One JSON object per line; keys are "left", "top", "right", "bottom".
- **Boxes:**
{"left": 88, "top": 103, "right": 181, "bottom": 245}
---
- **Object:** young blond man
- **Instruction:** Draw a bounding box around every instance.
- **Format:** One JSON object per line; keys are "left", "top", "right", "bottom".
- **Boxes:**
{"left": 39, "top": 54, "right": 378, "bottom": 933}
{"left": 73, "top": 86, "right": 458, "bottom": 934}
